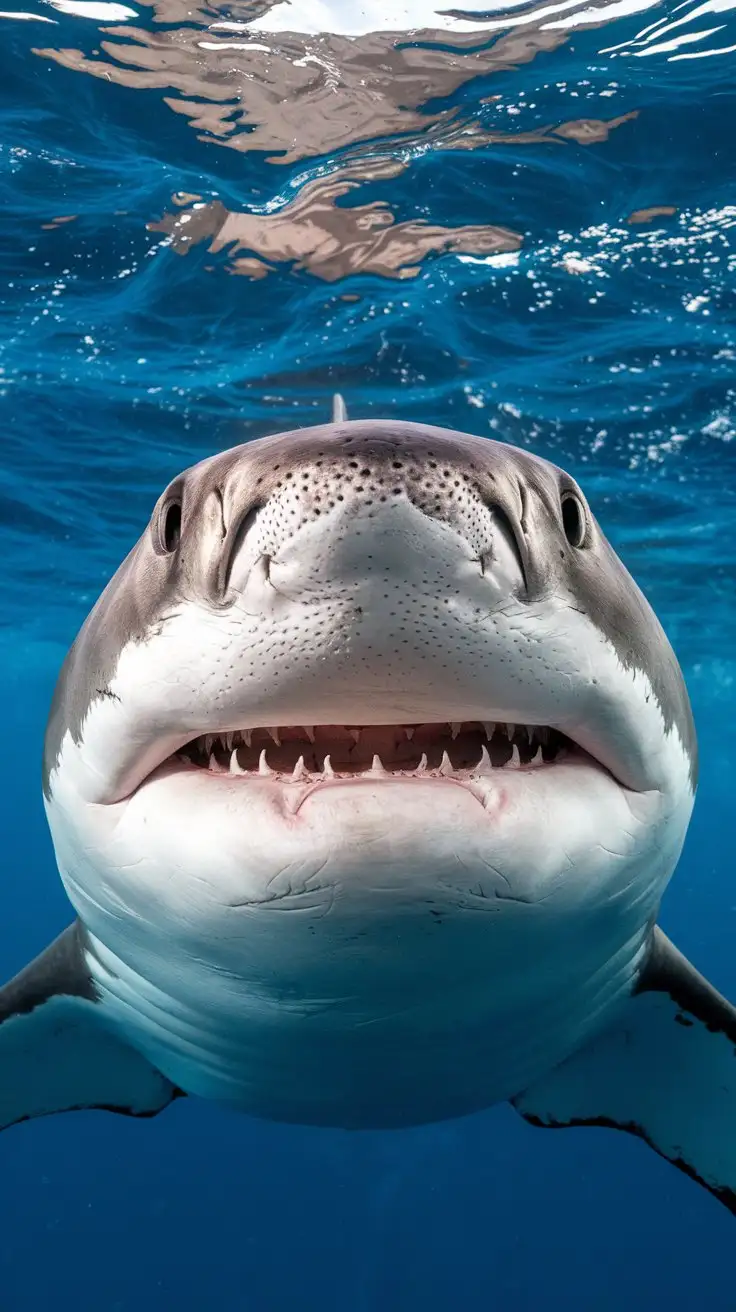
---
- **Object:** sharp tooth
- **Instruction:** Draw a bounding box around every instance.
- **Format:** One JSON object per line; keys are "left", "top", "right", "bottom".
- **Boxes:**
{"left": 475, "top": 744, "right": 492, "bottom": 774}
{"left": 323, "top": 754, "right": 335, "bottom": 778}
{"left": 483, "top": 722, "right": 496, "bottom": 739}
{"left": 243, "top": 728, "right": 252, "bottom": 747}
{"left": 268, "top": 727, "right": 281, "bottom": 746}
{"left": 509, "top": 744, "right": 521, "bottom": 768}
{"left": 370, "top": 754, "right": 387, "bottom": 776}
{"left": 208, "top": 752, "right": 219, "bottom": 772}
{"left": 230, "top": 749, "right": 245, "bottom": 775}
{"left": 416, "top": 753, "right": 428, "bottom": 774}
{"left": 304, "top": 726, "right": 315, "bottom": 743}
{"left": 405, "top": 727, "right": 414, "bottom": 741}
{"left": 439, "top": 750, "right": 454, "bottom": 776}
{"left": 292, "top": 756, "right": 308, "bottom": 781}
{"left": 450, "top": 723, "right": 462, "bottom": 740}
{"left": 205, "top": 734, "right": 215, "bottom": 754}
{"left": 226, "top": 731, "right": 235, "bottom": 751}
{"left": 258, "top": 749, "right": 273, "bottom": 777}
{"left": 530, "top": 744, "right": 543, "bottom": 766}
{"left": 349, "top": 729, "right": 360, "bottom": 744}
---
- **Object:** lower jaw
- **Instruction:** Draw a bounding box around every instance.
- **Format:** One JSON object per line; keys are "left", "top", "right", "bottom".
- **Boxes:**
{"left": 107, "top": 758, "right": 633, "bottom": 922}
{"left": 120, "top": 764, "right": 632, "bottom": 916}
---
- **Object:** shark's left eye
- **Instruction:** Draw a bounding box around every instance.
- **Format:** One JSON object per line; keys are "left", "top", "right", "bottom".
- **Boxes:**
{"left": 163, "top": 501, "right": 182, "bottom": 552}
{"left": 154, "top": 499, "right": 182, "bottom": 554}
{"left": 151, "top": 478, "right": 186, "bottom": 556}
{"left": 561, "top": 493, "right": 587, "bottom": 549}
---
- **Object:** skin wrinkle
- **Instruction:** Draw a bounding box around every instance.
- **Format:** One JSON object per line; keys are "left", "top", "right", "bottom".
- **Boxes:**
{"left": 267, "top": 856, "right": 331, "bottom": 898}
{"left": 466, "top": 855, "right": 514, "bottom": 897}
{"left": 228, "top": 857, "right": 335, "bottom": 910}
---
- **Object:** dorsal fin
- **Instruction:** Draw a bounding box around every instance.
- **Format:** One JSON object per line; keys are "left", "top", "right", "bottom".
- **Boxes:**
{"left": 332, "top": 394, "right": 348, "bottom": 423}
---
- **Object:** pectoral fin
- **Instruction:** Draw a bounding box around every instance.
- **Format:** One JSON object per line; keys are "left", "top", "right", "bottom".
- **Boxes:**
{"left": 512, "top": 927, "right": 736, "bottom": 1213}
{"left": 0, "top": 923, "right": 180, "bottom": 1131}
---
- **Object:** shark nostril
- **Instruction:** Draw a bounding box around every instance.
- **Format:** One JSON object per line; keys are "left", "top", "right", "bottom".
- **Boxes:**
{"left": 222, "top": 503, "right": 264, "bottom": 595}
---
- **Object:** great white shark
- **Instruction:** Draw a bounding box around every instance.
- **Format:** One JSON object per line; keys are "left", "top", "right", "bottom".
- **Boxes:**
{"left": 3, "top": 402, "right": 735, "bottom": 1215}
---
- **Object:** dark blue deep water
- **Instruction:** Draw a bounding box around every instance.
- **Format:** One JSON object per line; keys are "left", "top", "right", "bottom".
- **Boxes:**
{"left": 1, "top": 1, "right": 735, "bottom": 1307}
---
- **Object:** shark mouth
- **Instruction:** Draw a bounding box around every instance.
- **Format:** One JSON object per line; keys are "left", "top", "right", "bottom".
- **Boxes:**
{"left": 173, "top": 722, "right": 577, "bottom": 782}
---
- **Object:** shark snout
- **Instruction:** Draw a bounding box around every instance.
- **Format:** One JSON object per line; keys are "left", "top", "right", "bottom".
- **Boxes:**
{"left": 226, "top": 448, "right": 526, "bottom": 614}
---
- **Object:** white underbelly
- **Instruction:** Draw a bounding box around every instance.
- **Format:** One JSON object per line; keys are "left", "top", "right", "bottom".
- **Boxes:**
{"left": 82, "top": 888, "right": 651, "bottom": 1129}
{"left": 51, "top": 742, "right": 679, "bottom": 1126}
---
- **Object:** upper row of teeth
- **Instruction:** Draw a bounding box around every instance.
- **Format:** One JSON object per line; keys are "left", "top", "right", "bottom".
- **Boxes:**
{"left": 195, "top": 723, "right": 551, "bottom": 753}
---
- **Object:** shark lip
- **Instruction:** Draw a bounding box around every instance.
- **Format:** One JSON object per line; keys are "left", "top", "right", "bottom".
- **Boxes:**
{"left": 164, "top": 720, "right": 595, "bottom": 785}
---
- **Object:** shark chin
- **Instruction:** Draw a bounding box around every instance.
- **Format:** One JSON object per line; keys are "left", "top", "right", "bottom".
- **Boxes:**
{"left": 2, "top": 405, "right": 735, "bottom": 1219}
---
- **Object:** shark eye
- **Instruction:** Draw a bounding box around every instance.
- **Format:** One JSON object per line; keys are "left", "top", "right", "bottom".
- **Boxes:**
{"left": 162, "top": 501, "right": 182, "bottom": 552}
{"left": 561, "top": 492, "right": 587, "bottom": 549}
{"left": 152, "top": 476, "right": 187, "bottom": 556}
{"left": 152, "top": 497, "right": 182, "bottom": 555}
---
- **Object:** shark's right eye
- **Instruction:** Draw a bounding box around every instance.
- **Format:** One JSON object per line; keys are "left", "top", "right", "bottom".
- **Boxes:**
{"left": 561, "top": 492, "right": 587, "bottom": 549}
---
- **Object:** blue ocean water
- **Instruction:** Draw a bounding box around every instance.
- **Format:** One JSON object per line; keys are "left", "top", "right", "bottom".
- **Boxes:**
{"left": 1, "top": 0, "right": 735, "bottom": 1306}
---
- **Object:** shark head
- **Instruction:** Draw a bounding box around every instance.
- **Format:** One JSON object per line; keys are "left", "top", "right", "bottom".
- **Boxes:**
{"left": 41, "top": 417, "right": 697, "bottom": 1121}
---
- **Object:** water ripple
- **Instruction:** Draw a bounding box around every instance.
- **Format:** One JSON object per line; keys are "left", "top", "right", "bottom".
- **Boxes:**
{"left": 0, "top": 0, "right": 733, "bottom": 670}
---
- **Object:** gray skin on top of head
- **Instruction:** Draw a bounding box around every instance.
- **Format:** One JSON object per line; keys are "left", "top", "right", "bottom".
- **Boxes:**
{"left": 43, "top": 420, "right": 697, "bottom": 796}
